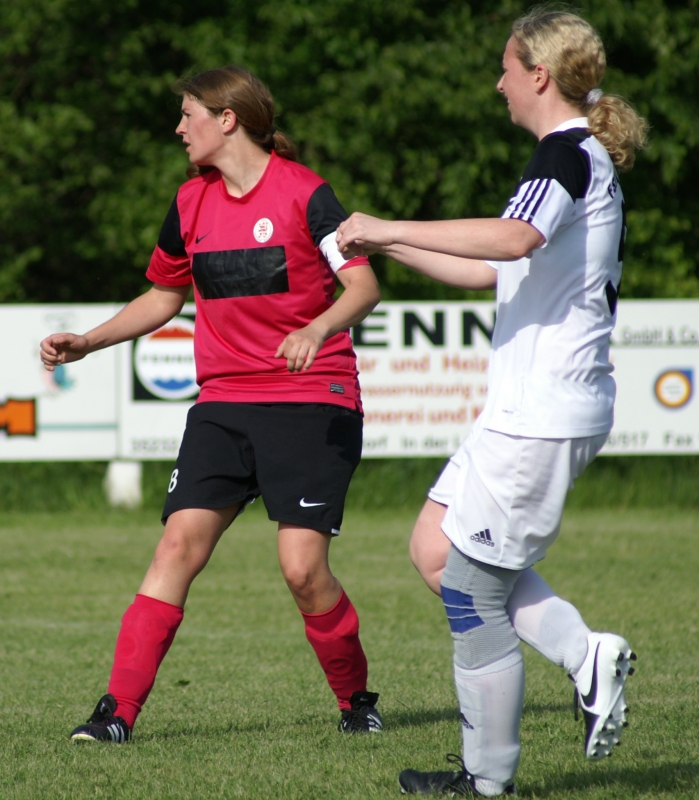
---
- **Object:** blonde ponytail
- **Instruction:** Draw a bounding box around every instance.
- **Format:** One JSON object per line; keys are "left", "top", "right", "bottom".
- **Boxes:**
{"left": 587, "top": 95, "right": 649, "bottom": 172}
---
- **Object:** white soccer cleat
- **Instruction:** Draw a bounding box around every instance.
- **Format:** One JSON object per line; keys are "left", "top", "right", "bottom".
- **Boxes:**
{"left": 574, "top": 632, "right": 636, "bottom": 760}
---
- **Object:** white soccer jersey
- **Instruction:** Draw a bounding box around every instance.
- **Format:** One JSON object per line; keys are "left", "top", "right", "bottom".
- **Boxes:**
{"left": 480, "top": 117, "right": 624, "bottom": 438}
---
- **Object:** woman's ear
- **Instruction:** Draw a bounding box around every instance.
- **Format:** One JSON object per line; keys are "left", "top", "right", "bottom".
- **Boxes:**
{"left": 220, "top": 108, "right": 238, "bottom": 133}
{"left": 532, "top": 63, "right": 551, "bottom": 94}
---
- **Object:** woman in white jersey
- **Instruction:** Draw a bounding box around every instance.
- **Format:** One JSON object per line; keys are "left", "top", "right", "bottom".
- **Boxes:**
{"left": 338, "top": 9, "right": 648, "bottom": 797}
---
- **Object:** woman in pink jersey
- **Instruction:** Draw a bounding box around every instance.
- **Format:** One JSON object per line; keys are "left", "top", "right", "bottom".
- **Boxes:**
{"left": 40, "top": 66, "right": 383, "bottom": 742}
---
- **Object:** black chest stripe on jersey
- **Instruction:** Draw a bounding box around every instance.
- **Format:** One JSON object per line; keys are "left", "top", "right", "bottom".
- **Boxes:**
{"left": 192, "top": 247, "right": 289, "bottom": 299}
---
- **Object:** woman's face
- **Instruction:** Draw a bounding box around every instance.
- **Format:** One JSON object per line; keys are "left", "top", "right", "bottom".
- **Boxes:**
{"left": 496, "top": 36, "right": 538, "bottom": 131}
{"left": 176, "top": 94, "right": 226, "bottom": 165}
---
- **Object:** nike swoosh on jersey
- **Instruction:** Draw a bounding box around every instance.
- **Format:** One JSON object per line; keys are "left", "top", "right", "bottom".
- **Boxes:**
{"left": 195, "top": 231, "right": 211, "bottom": 244}
{"left": 299, "top": 498, "right": 326, "bottom": 507}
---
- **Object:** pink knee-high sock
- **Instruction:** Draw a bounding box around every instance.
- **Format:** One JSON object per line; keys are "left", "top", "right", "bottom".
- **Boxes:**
{"left": 301, "top": 590, "right": 368, "bottom": 710}
{"left": 107, "top": 593, "right": 184, "bottom": 729}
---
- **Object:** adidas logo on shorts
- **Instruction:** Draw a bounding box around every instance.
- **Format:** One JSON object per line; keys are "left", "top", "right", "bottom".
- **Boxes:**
{"left": 470, "top": 528, "right": 494, "bottom": 547}
{"left": 460, "top": 712, "right": 474, "bottom": 730}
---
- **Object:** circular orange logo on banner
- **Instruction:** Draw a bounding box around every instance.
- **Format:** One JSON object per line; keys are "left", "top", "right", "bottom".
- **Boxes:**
{"left": 654, "top": 370, "right": 693, "bottom": 409}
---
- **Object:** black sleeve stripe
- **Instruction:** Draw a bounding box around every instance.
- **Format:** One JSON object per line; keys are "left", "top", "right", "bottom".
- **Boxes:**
{"left": 510, "top": 184, "right": 531, "bottom": 218}
{"left": 512, "top": 178, "right": 541, "bottom": 217}
{"left": 521, "top": 130, "right": 591, "bottom": 201}
{"left": 306, "top": 183, "right": 349, "bottom": 246}
{"left": 157, "top": 194, "right": 187, "bottom": 257}
{"left": 511, "top": 178, "right": 551, "bottom": 221}
{"left": 512, "top": 180, "right": 535, "bottom": 217}
{"left": 523, "top": 180, "right": 551, "bottom": 222}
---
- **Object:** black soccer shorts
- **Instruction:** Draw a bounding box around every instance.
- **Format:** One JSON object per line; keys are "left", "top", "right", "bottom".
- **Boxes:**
{"left": 162, "top": 402, "right": 363, "bottom": 535}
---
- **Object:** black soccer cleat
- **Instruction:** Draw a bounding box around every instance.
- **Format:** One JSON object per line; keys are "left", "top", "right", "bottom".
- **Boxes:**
{"left": 338, "top": 690, "right": 383, "bottom": 733}
{"left": 399, "top": 754, "right": 516, "bottom": 796}
{"left": 70, "top": 694, "right": 132, "bottom": 744}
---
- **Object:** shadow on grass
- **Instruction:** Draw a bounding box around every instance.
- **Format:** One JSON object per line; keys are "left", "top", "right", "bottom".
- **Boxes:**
{"left": 522, "top": 701, "right": 573, "bottom": 716}
{"left": 383, "top": 703, "right": 574, "bottom": 735}
{"left": 137, "top": 721, "right": 273, "bottom": 741}
{"left": 384, "top": 706, "right": 460, "bottom": 729}
{"left": 142, "top": 706, "right": 463, "bottom": 740}
{"left": 139, "top": 713, "right": 359, "bottom": 740}
{"left": 527, "top": 762, "right": 699, "bottom": 797}
{"left": 137, "top": 725, "right": 310, "bottom": 743}
{"left": 384, "top": 702, "right": 574, "bottom": 732}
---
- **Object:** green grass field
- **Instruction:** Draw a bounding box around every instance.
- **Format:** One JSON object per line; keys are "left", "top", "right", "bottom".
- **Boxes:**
{"left": 1, "top": 502, "right": 698, "bottom": 799}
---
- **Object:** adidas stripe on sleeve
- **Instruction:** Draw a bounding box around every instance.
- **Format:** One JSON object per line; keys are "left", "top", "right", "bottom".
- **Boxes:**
{"left": 502, "top": 130, "right": 592, "bottom": 245}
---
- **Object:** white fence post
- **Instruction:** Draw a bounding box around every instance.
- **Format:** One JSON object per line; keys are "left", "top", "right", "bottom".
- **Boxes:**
{"left": 103, "top": 460, "right": 143, "bottom": 509}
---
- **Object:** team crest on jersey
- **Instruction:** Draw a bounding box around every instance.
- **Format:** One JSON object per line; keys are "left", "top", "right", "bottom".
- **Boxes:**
{"left": 253, "top": 218, "right": 274, "bottom": 243}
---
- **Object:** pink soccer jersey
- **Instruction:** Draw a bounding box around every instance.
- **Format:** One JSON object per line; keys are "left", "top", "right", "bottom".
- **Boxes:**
{"left": 146, "top": 152, "right": 369, "bottom": 410}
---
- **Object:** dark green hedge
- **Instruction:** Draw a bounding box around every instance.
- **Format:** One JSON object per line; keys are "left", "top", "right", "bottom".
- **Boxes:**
{"left": 3, "top": 0, "right": 699, "bottom": 303}
{"left": 1, "top": 456, "right": 697, "bottom": 514}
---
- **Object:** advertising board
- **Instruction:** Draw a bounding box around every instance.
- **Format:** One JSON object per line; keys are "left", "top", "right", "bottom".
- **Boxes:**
{"left": 1, "top": 301, "right": 697, "bottom": 460}
{"left": 0, "top": 305, "right": 119, "bottom": 460}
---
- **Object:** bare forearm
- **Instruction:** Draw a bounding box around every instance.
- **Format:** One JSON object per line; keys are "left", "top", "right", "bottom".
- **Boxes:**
{"left": 84, "top": 284, "right": 189, "bottom": 353}
{"left": 337, "top": 212, "right": 544, "bottom": 262}
{"left": 389, "top": 218, "right": 543, "bottom": 261}
{"left": 313, "top": 267, "right": 381, "bottom": 339}
{"left": 382, "top": 244, "right": 496, "bottom": 289}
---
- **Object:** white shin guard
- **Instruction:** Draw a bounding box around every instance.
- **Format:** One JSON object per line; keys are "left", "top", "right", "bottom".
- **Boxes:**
{"left": 454, "top": 648, "right": 524, "bottom": 788}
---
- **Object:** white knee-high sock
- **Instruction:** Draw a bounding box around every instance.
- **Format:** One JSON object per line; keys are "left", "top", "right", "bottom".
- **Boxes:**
{"left": 454, "top": 648, "right": 524, "bottom": 794}
{"left": 506, "top": 568, "right": 590, "bottom": 675}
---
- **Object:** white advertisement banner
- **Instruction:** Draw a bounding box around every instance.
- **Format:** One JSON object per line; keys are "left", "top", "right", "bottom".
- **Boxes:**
{"left": 353, "top": 300, "right": 699, "bottom": 457}
{"left": 352, "top": 302, "right": 494, "bottom": 457}
{"left": 0, "top": 305, "right": 119, "bottom": 460}
{"left": 1, "top": 300, "right": 697, "bottom": 460}
{"left": 604, "top": 300, "right": 699, "bottom": 455}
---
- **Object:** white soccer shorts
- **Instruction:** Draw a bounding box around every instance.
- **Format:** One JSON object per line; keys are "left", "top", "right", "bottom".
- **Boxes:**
{"left": 429, "top": 425, "right": 607, "bottom": 570}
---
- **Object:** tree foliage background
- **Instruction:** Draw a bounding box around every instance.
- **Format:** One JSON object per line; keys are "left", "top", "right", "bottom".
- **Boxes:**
{"left": 1, "top": 0, "right": 698, "bottom": 303}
